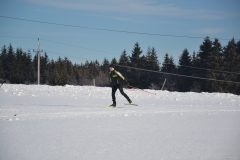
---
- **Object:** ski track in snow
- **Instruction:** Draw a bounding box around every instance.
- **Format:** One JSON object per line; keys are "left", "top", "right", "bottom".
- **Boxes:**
{"left": 0, "top": 84, "right": 240, "bottom": 160}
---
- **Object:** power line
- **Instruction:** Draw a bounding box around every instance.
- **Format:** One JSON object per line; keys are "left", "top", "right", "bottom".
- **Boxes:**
{"left": 0, "top": 36, "right": 36, "bottom": 40}
{"left": 41, "top": 39, "right": 115, "bottom": 56}
{"left": 0, "top": 36, "right": 117, "bottom": 56}
{"left": 115, "top": 64, "right": 240, "bottom": 84}
{"left": 44, "top": 49, "right": 90, "bottom": 62}
{"left": 0, "top": 15, "right": 238, "bottom": 41}
{"left": 179, "top": 64, "right": 240, "bottom": 75}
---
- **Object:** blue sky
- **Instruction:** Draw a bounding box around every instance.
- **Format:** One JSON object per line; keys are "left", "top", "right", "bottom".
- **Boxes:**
{"left": 0, "top": 0, "right": 240, "bottom": 65}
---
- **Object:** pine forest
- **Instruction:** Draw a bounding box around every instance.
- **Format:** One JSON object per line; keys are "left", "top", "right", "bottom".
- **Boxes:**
{"left": 0, "top": 37, "right": 240, "bottom": 94}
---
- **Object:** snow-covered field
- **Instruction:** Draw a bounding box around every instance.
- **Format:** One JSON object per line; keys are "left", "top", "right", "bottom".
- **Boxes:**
{"left": 0, "top": 84, "right": 240, "bottom": 160}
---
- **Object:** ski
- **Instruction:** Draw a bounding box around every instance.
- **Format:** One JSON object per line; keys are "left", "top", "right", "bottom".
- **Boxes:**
{"left": 124, "top": 103, "right": 138, "bottom": 106}
{"left": 106, "top": 103, "right": 138, "bottom": 108}
{"left": 106, "top": 106, "right": 121, "bottom": 108}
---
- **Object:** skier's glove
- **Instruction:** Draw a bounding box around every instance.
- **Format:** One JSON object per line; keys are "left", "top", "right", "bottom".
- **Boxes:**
{"left": 126, "top": 82, "right": 133, "bottom": 89}
{"left": 124, "top": 79, "right": 132, "bottom": 88}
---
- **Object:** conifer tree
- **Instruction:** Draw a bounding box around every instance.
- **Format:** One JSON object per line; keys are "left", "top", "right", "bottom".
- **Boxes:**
{"left": 146, "top": 47, "right": 160, "bottom": 88}
{"left": 47, "top": 59, "right": 54, "bottom": 85}
{"left": 88, "top": 60, "right": 100, "bottom": 80}
{"left": 222, "top": 38, "right": 239, "bottom": 94}
{"left": 161, "top": 53, "right": 177, "bottom": 90}
{"left": 26, "top": 50, "right": 35, "bottom": 83}
{"left": 53, "top": 63, "right": 61, "bottom": 85}
{"left": 47, "top": 57, "right": 64, "bottom": 85}
{"left": 177, "top": 49, "right": 192, "bottom": 92}
{"left": 111, "top": 58, "right": 118, "bottom": 65}
{"left": 191, "top": 51, "right": 202, "bottom": 91}
{"left": 223, "top": 39, "right": 238, "bottom": 71}
{"left": 92, "top": 59, "right": 106, "bottom": 86}
{"left": 41, "top": 52, "right": 49, "bottom": 84}
{"left": 0, "top": 58, "right": 4, "bottom": 78}
{"left": 33, "top": 53, "right": 38, "bottom": 83}
{"left": 169, "top": 56, "right": 176, "bottom": 73}
{"left": 97, "top": 58, "right": 110, "bottom": 86}
{"left": 63, "top": 57, "right": 72, "bottom": 84}
{"left": 236, "top": 40, "right": 240, "bottom": 55}
{"left": 235, "top": 40, "right": 240, "bottom": 94}
{"left": 57, "top": 57, "right": 68, "bottom": 85}
{"left": 118, "top": 50, "right": 130, "bottom": 77}
{"left": 146, "top": 47, "right": 159, "bottom": 71}
{"left": 119, "top": 50, "right": 129, "bottom": 65}
{"left": 192, "top": 51, "right": 197, "bottom": 67}
{"left": 6, "top": 44, "right": 16, "bottom": 83}
{"left": 130, "top": 42, "right": 142, "bottom": 67}
{"left": 138, "top": 54, "right": 148, "bottom": 88}
{"left": 146, "top": 47, "right": 152, "bottom": 69}
{"left": 195, "top": 37, "right": 213, "bottom": 91}
{"left": 15, "top": 48, "right": 25, "bottom": 83}
{"left": 0, "top": 51, "right": 4, "bottom": 78}
{"left": 206, "top": 39, "right": 222, "bottom": 92}
{"left": 161, "top": 53, "right": 171, "bottom": 72}
{"left": 129, "top": 42, "right": 143, "bottom": 87}
{"left": 198, "top": 37, "right": 213, "bottom": 67}
{"left": 101, "top": 58, "right": 110, "bottom": 73}
{"left": 72, "top": 64, "right": 80, "bottom": 85}
{"left": 0, "top": 45, "right": 7, "bottom": 79}
{"left": 178, "top": 49, "right": 192, "bottom": 69}
{"left": 51, "top": 58, "right": 59, "bottom": 85}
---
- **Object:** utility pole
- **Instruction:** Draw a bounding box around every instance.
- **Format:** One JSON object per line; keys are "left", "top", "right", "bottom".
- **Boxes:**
{"left": 37, "top": 38, "right": 40, "bottom": 85}
{"left": 33, "top": 38, "right": 43, "bottom": 85}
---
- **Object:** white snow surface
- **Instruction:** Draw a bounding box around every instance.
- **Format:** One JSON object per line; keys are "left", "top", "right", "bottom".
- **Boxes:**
{"left": 0, "top": 84, "right": 240, "bottom": 160}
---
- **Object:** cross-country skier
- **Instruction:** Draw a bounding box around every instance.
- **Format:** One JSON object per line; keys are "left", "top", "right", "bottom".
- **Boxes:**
{"left": 109, "top": 64, "right": 132, "bottom": 107}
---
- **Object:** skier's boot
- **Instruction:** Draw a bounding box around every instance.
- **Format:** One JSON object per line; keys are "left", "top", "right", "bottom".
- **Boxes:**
{"left": 109, "top": 103, "right": 116, "bottom": 107}
{"left": 128, "top": 100, "right": 132, "bottom": 104}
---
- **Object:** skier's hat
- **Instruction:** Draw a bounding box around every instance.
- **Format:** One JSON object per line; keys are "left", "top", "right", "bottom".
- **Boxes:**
{"left": 109, "top": 64, "right": 115, "bottom": 68}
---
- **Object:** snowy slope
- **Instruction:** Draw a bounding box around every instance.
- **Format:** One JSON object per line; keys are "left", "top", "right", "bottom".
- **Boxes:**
{"left": 0, "top": 84, "right": 240, "bottom": 160}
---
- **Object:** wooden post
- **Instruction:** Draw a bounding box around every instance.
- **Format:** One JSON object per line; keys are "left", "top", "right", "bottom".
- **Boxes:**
{"left": 161, "top": 79, "right": 167, "bottom": 90}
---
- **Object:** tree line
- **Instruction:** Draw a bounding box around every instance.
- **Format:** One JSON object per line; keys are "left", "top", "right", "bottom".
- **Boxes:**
{"left": 0, "top": 37, "right": 240, "bottom": 94}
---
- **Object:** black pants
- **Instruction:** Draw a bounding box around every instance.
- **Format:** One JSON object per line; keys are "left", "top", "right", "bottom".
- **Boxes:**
{"left": 112, "top": 84, "right": 130, "bottom": 104}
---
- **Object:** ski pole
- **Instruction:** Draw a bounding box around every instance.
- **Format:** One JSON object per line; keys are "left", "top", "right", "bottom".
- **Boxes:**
{"left": 128, "top": 85, "right": 156, "bottom": 95}
{"left": 134, "top": 87, "right": 156, "bottom": 95}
